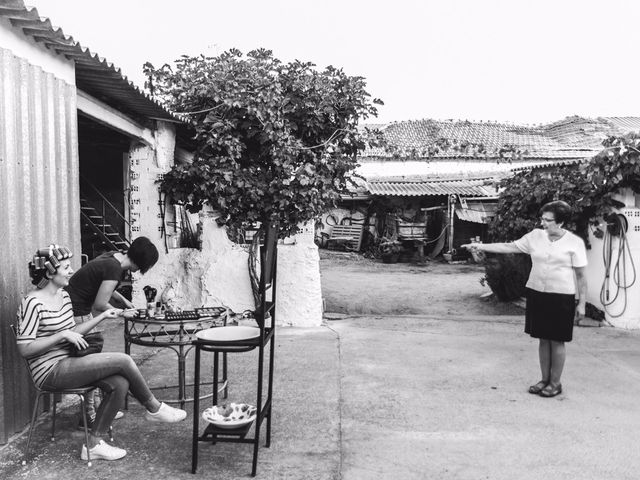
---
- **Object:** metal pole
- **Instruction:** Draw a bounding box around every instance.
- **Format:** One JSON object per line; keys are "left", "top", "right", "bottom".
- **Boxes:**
{"left": 448, "top": 195, "right": 455, "bottom": 253}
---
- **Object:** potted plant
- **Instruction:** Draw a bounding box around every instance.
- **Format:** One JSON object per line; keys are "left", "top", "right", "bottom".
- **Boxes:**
{"left": 379, "top": 237, "right": 403, "bottom": 263}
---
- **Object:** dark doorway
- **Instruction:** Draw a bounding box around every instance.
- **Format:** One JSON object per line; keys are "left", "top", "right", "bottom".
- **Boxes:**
{"left": 77, "top": 114, "right": 131, "bottom": 259}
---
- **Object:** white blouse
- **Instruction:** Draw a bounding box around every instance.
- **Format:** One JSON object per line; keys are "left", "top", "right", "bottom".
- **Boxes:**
{"left": 513, "top": 229, "right": 587, "bottom": 295}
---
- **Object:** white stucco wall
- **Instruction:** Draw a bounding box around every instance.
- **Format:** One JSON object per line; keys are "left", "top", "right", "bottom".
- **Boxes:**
{"left": 584, "top": 189, "right": 640, "bottom": 329}
{"left": 357, "top": 159, "right": 549, "bottom": 178}
{"left": 128, "top": 120, "right": 176, "bottom": 251}
{"left": 132, "top": 210, "right": 255, "bottom": 314}
{"left": 278, "top": 222, "right": 324, "bottom": 326}
{"left": 133, "top": 209, "right": 323, "bottom": 326}
{"left": 0, "top": 16, "right": 74, "bottom": 84}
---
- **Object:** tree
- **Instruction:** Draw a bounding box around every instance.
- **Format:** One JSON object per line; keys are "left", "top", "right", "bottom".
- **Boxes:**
{"left": 145, "top": 49, "right": 382, "bottom": 307}
{"left": 146, "top": 49, "right": 382, "bottom": 239}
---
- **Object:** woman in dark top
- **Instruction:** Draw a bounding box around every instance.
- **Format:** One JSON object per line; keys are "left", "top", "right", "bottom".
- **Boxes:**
{"left": 17, "top": 244, "right": 185, "bottom": 462}
{"left": 66, "top": 236, "right": 159, "bottom": 315}
{"left": 65, "top": 237, "right": 158, "bottom": 422}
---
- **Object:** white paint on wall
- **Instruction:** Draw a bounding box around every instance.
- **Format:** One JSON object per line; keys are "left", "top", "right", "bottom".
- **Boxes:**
{"left": 154, "top": 121, "right": 176, "bottom": 170}
{"left": 128, "top": 120, "right": 176, "bottom": 250}
{"left": 131, "top": 207, "right": 254, "bottom": 313}
{"left": 0, "top": 17, "right": 74, "bottom": 84}
{"left": 357, "top": 159, "right": 543, "bottom": 178}
{"left": 584, "top": 190, "right": 640, "bottom": 329}
{"left": 132, "top": 209, "right": 323, "bottom": 326}
{"left": 276, "top": 241, "right": 324, "bottom": 326}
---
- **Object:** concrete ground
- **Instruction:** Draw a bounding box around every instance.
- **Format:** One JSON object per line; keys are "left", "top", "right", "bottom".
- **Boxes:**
{"left": 2, "top": 312, "right": 640, "bottom": 479}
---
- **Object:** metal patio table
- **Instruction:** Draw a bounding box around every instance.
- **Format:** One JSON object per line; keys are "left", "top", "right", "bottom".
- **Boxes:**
{"left": 124, "top": 311, "right": 229, "bottom": 409}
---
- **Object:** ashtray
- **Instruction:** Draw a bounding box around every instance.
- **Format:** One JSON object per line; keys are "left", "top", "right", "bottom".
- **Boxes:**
{"left": 202, "top": 403, "right": 257, "bottom": 429}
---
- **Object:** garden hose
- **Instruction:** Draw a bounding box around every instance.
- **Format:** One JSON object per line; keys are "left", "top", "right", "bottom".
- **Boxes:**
{"left": 600, "top": 213, "right": 636, "bottom": 317}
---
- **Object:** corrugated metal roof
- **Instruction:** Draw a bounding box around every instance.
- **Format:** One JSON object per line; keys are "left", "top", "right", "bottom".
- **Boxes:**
{"left": 455, "top": 201, "right": 497, "bottom": 224}
{"left": 0, "top": 1, "right": 179, "bottom": 125}
{"left": 366, "top": 177, "right": 497, "bottom": 197}
{"left": 510, "top": 157, "right": 586, "bottom": 172}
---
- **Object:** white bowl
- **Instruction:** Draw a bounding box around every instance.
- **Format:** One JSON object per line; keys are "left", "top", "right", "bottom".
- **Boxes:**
{"left": 202, "top": 403, "right": 257, "bottom": 429}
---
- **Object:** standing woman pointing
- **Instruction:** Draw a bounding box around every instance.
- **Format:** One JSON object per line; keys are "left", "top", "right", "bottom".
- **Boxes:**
{"left": 461, "top": 200, "right": 588, "bottom": 397}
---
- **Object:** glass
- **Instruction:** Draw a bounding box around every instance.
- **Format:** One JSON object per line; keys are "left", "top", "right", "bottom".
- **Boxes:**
{"left": 540, "top": 216, "right": 556, "bottom": 223}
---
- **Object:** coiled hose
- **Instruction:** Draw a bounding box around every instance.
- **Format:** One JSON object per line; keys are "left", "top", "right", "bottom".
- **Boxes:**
{"left": 600, "top": 214, "right": 636, "bottom": 317}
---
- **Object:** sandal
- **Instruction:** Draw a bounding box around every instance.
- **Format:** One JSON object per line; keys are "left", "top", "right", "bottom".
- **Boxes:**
{"left": 528, "top": 381, "right": 548, "bottom": 394}
{"left": 539, "top": 383, "right": 562, "bottom": 398}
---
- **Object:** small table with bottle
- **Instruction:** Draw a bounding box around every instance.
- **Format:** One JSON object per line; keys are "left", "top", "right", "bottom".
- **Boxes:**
{"left": 124, "top": 306, "right": 230, "bottom": 409}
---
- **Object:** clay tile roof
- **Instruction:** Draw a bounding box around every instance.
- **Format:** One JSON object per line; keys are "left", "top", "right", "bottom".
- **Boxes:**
{"left": 540, "top": 116, "right": 640, "bottom": 149}
{"left": 362, "top": 119, "right": 598, "bottom": 160}
{"left": 599, "top": 117, "right": 640, "bottom": 134}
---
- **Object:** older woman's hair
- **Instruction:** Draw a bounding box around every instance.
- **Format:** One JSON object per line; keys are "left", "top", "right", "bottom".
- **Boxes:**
{"left": 539, "top": 200, "right": 572, "bottom": 225}
{"left": 28, "top": 244, "right": 73, "bottom": 288}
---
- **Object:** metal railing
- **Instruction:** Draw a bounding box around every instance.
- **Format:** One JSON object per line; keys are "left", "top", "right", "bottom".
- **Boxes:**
{"left": 80, "top": 175, "right": 131, "bottom": 246}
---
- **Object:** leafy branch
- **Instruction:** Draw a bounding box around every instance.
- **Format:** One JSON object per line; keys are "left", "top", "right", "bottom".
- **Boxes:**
{"left": 488, "top": 132, "right": 640, "bottom": 244}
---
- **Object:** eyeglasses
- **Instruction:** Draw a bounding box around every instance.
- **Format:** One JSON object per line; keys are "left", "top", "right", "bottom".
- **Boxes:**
{"left": 540, "top": 217, "right": 556, "bottom": 223}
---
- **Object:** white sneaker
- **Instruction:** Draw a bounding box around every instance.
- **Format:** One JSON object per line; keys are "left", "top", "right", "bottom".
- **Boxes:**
{"left": 145, "top": 402, "right": 187, "bottom": 423}
{"left": 81, "top": 440, "right": 127, "bottom": 461}
{"left": 114, "top": 410, "right": 125, "bottom": 420}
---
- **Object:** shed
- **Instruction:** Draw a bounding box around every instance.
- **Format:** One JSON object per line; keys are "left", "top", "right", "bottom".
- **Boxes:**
{"left": 0, "top": 0, "right": 189, "bottom": 443}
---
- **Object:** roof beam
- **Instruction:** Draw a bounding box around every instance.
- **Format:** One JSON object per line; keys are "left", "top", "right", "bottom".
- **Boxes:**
{"left": 77, "top": 89, "right": 154, "bottom": 146}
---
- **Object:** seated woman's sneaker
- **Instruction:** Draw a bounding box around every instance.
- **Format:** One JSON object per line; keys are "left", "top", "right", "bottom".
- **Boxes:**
{"left": 81, "top": 440, "right": 127, "bottom": 461}
{"left": 145, "top": 402, "right": 187, "bottom": 422}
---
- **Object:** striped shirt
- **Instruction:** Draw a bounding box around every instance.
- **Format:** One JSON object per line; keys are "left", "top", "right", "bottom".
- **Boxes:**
{"left": 16, "top": 291, "right": 76, "bottom": 388}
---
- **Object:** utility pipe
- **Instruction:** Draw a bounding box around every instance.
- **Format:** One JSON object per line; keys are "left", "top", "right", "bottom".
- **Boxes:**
{"left": 448, "top": 195, "right": 456, "bottom": 253}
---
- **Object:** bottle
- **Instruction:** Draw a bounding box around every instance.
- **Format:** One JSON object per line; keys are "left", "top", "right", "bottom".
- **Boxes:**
{"left": 147, "top": 302, "right": 156, "bottom": 317}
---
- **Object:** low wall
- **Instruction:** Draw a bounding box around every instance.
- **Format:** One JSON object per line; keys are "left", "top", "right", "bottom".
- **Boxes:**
{"left": 132, "top": 210, "right": 323, "bottom": 327}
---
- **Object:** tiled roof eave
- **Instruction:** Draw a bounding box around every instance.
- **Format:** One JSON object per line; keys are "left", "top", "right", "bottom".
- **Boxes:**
{"left": 365, "top": 178, "right": 498, "bottom": 197}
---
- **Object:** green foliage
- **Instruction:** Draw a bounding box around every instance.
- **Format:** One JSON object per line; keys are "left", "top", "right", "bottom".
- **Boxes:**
{"left": 483, "top": 254, "right": 532, "bottom": 301}
{"left": 145, "top": 49, "right": 383, "bottom": 238}
{"left": 489, "top": 132, "right": 640, "bottom": 243}
{"left": 485, "top": 133, "right": 640, "bottom": 302}
{"left": 488, "top": 164, "right": 595, "bottom": 242}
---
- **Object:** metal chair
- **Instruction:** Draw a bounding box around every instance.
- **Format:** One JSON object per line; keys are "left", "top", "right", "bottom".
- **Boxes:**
{"left": 191, "top": 221, "right": 278, "bottom": 476}
{"left": 10, "top": 325, "right": 111, "bottom": 467}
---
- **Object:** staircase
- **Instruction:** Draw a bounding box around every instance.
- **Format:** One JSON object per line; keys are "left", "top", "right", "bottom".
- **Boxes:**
{"left": 80, "top": 198, "right": 130, "bottom": 259}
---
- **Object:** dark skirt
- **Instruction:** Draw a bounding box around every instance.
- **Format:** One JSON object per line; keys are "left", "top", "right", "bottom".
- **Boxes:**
{"left": 525, "top": 288, "right": 576, "bottom": 342}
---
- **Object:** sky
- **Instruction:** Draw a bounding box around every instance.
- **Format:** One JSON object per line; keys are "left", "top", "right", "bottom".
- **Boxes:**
{"left": 29, "top": 0, "right": 640, "bottom": 125}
